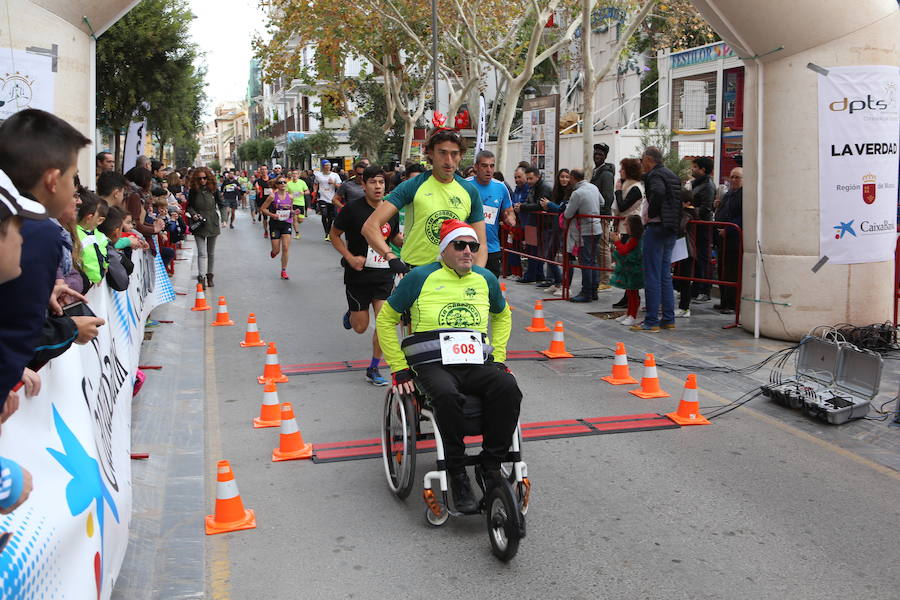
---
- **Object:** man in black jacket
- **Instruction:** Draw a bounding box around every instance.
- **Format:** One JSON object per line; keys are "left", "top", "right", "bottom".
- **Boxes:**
{"left": 591, "top": 143, "right": 615, "bottom": 289}
{"left": 518, "top": 167, "right": 554, "bottom": 284}
{"left": 689, "top": 156, "right": 716, "bottom": 302}
{"left": 714, "top": 167, "right": 743, "bottom": 313}
{"left": 631, "top": 146, "right": 681, "bottom": 332}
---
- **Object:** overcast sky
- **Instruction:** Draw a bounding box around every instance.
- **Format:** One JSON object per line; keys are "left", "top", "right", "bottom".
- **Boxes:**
{"left": 188, "top": 0, "right": 268, "bottom": 120}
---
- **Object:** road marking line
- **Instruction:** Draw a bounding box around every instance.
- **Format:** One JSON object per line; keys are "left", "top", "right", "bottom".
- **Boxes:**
{"left": 205, "top": 323, "right": 232, "bottom": 599}
{"left": 537, "top": 317, "right": 900, "bottom": 481}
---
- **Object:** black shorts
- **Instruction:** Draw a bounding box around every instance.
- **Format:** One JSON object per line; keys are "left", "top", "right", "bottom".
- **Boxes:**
{"left": 269, "top": 220, "right": 292, "bottom": 239}
{"left": 346, "top": 277, "right": 394, "bottom": 312}
{"left": 255, "top": 195, "right": 268, "bottom": 208}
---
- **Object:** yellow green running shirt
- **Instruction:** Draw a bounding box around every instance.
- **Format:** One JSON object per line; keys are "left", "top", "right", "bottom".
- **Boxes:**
{"left": 386, "top": 170, "right": 483, "bottom": 266}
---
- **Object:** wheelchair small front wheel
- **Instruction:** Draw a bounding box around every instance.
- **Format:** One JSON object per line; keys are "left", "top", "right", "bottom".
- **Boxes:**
{"left": 485, "top": 482, "right": 524, "bottom": 561}
{"left": 381, "top": 390, "right": 417, "bottom": 499}
{"left": 425, "top": 503, "right": 449, "bottom": 527}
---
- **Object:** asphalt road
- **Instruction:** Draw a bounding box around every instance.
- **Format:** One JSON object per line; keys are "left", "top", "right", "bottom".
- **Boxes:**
{"left": 199, "top": 209, "right": 900, "bottom": 600}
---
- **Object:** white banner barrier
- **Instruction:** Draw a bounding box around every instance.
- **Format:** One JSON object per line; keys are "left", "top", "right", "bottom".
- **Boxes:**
{"left": 818, "top": 65, "right": 900, "bottom": 264}
{"left": 0, "top": 249, "right": 173, "bottom": 599}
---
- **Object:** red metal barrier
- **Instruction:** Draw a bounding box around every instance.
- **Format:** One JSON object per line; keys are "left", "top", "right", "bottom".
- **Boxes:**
{"left": 501, "top": 213, "right": 743, "bottom": 327}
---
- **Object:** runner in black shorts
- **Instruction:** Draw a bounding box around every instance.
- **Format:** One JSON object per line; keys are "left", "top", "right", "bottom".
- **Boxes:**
{"left": 261, "top": 177, "right": 299, "bottom": 280}
{"left": 254, "top": 165, "right": 272, "bottom": 238}
{"left": 330, "top": 165, "right": 402, "bottom": 386}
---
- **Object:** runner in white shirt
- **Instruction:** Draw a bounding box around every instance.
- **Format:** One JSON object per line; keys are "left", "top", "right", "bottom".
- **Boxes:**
{"left": 314, "top": 160, "right": 341, "bottom": 241}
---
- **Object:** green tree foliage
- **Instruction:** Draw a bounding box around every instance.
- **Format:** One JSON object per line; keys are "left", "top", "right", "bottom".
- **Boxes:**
{"left": 207, "top": 159, "right": 221, "bottom": 173}
{"left": 305, "top": 131, "right": 338, "bottom": 157}
{"left": 348, "top": 120, "right": 385, "bottom": 162}
{"left": 257, "top": 138, "right": 276, "bottom": 164}
{"left": 287, "top": 138, "right": 314, "bottom": 168}
{"left": 237, "top": 138, "right": 259, "bottom": 164}
{"left": 640, "top": 124, "right": 690, "bottom": 180}
{"left": 97, "top": 0, "right": 206, "bottom": 169}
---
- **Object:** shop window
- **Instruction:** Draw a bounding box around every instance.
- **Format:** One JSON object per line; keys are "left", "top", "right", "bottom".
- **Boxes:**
{"left": 672, "top": 72, "right": 717, "bottom": 131}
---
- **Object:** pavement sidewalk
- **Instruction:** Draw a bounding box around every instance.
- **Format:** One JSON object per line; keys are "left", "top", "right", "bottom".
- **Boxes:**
{"left": 112, "top": 240, "right": 207, "bottom": 600}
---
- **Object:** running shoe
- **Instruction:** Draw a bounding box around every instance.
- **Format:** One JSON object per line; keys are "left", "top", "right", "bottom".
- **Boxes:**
{"left": 619, "top": 316, "right": 636, "bottom": 326}
{"left": 280, "top": 269, "right": 289, "bottom": 280}
{"left": 342, "top": 310, "right": 352, "bottom": 330}
{"left": 145, "top": 319, "right": 160, "bottom": 328}
{"left": 366, "top": 367, "right": 388, "bottom": 386}
{"left": 324, "top": 234, "right": 331, "bottom": 242}
{"left": 270, "top": 250, "right": 277, "bottom": 258}
{"left": 294, "top": 233, "right": 301, "bottom": 239}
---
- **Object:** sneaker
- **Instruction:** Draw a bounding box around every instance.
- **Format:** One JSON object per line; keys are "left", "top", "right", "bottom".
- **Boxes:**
{"left": 450, "top": 472, "right": 477, "bottom": 512}
{"left": 145, "top": 319, "right": 160, "bottom": 328}
{"left": 719, "top": 308, "right": 735, "bottom": 315}
{"left": 694, "top": 294, "right": 711, "bottom": 303}
{"left": 661, "top": 322, "right": 677, "bottom": 330}
{"left": 630, "top": 323, "right": 660, "bottom": 332}
{"left": 545, "top": 284, "right": 560, "bottom": 294}
{"left": 536, "top": 281, "right": 553, "bottom": 288}
{"left": 597, "top": 283, "right": 611, "bottom": 291}
{"left": 229, "top": 224, "right": 234, "bottom": 229}
{"left": 294, "top": 233, "right": 301, "bottom": 239}
{"left": 366, "top": 367, "right": 388, "bottom": 386}
{"left": 517, "top": 278, "right": 537, "bottom": 284}
{"left": 569, "top": 294, "right": 591, "bottom": 303}
{"left": 553, "top": 288, "right": 564, "bottom": 297}
{"left": 342, "top": 310, "right": 352, "bottom": 330}
{"left": 507, "top": 275, "right": 522, "bottom": 282}
{"left": 270, "top": 250, "right": 277, "bottom": 259}
{"left": 280, "top": 269, "right": 289, "bottom": 280}
{"left": 620, "top": 316, "right": 636, "bottom": 326}
{"left": 674, "top": 309, "right": 691, "bottom": 318}
{"left": 324, "top": 234, "right": 331, "bottom": 242}
{"left": 614, "top": 314, "right": 627, "bottom": 323}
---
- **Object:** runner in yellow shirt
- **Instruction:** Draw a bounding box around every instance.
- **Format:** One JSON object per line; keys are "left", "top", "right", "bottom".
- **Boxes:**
{"left": 286, "top": 169, "right": 310, "bottom": 238}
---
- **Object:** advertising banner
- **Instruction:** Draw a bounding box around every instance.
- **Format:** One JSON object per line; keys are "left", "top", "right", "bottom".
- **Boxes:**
{"left": 521, "top": 95, "right": 560, "bottom": 179}
{"left": 0, "top": 249, "right": 171, "bottom": 599}
{"left": 0, "top": 48, "right": 55, "bottom": 120}
{"left": 818, "top": 65, "right": 900, "bottom": 264}
{"left": 122, "top": 114, "right": 147, "bottom": 174}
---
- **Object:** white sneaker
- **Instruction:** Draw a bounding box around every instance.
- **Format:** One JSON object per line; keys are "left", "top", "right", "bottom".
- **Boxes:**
{"left": 674, "top": 309, "right": 691, "bottom": 318}
{"left": 620, "top": 316, "right": 636, "bottom": 326}
{"left": 614, "top": 314, "right": 627, "bottom": 323}
{"left": 553, "top": 288, "right": 564, "bottom": 297}
{"left": 545, "top": 284, "right": 560, "bottom": 294}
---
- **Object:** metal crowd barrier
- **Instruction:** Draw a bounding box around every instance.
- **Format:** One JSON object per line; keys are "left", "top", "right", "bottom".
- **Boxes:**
{"left": 500, "top": 211, "right": 743, "bottom": 328}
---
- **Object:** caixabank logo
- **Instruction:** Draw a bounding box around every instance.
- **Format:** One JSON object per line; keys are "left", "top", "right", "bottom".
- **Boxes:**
{"left": 833, "top": 218, "right": 894, "bottom": 240}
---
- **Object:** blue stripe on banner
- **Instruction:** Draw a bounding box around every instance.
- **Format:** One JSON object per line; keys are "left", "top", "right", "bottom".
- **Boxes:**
{"left": 152, "top": 239, "right": 176, "bottom": 304}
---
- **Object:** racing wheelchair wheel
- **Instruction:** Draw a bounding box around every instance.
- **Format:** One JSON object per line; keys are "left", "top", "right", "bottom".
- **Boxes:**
{"left": 381, "top": 389, "right": 417, "bottom": 499}
{"left": 485, "top": 481, "right": 524, "bottom": 561}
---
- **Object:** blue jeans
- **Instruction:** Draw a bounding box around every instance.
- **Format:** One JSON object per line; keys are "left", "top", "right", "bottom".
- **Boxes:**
{"left": 523, "top": 245, "right": 544, "bottom": 281}
{"left": 642, "top": 224, "right": 676, "bottom": 326}
{"left": 577, "top": 235, "right": 600, "bottom": 297}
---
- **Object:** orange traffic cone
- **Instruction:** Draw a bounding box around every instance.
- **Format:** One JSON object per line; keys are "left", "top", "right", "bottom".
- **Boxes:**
{"left": 666, "top": 374, "right": 711, "bottom": 426}
{"left": 240, "top": 313, "right": 266, "bottom": 347}
{"left": 190, "top": 283, "right": 211, "bottom": 311}
{"left": 628, "top": 353, "right": 670, "bottom": 399}
{"left": 541, "top": 321, "right": 574, "bottom": 359}
{"left": 272, "top": 402, "right": 313, "bottom": 461}
{"left": 211, "top": 296, "right": 235, "bottom": 326}
{"left": 525, "top": 300, "right": 551, "bottom": 332}
{"left": 253, "top": 381, "right": 282, "bottom": 428}
{"left": 205, "top": 460, "right": 256, "bottom": 535}
{"left": 257, "top": 342, "right": 289, "bottom": 384}
{"left": 601, "top": 342, "right": 638, "bottom": 385}
{"left": 500, "top": 282, "right": 513, "bottom": 311}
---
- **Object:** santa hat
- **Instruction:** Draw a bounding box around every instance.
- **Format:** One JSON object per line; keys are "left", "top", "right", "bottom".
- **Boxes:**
{"left": 438, "top": 218, "right": 477, "bottom": 253}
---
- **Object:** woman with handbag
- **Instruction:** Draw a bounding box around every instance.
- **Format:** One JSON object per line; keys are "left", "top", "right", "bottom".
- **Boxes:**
{"left": 186, "top": 167, "right": 221, "bottom": 288}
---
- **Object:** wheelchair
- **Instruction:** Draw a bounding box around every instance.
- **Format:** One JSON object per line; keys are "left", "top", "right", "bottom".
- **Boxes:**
{"left": 380, "top": 380, "right": 531, "bottom": 561}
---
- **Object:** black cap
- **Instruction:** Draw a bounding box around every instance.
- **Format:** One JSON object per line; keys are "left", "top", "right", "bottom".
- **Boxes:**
{"left": 0, "top": 169, "right": 48, "bottom": 222}
{"left": 593, "top": 143, "right": 609, "bottom": 154}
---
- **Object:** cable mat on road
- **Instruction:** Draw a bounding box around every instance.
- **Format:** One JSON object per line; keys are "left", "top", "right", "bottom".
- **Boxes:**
{"left": 282, "top": 350, "right": 547, "bottom": 376}
{"left": 311, "top": 413, "right": 679, "bottom": 463}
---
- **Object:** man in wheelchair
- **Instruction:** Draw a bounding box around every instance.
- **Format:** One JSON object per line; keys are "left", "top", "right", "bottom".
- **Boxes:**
{"left": 375, "top": 219, "right": 522, "bottom": 512}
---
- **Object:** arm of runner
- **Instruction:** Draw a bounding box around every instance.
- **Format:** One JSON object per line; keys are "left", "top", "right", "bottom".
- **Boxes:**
{"left": 260, "top": 196, "right": 275, "bottom": 219}
{"left": 362, "top": 201, "right": 400, "bottom": 259}
{"left": 470, "top": 219, "right": 488, "bottom": 267}
{"left": 486, "top": 273, "right": 511, "bottom": 362}
{"left": 329, "top": 227, "right": 365, "bottom": 270}
{"left": 375, "top": 302, "right": 407, "bottom": 372}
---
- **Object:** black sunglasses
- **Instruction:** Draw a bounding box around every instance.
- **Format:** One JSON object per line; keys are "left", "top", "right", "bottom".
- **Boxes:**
{"left": 451, "top": 240, "right": 480, "bottom": 252}
{"left": 277, "top": 180, "right": 287, "bottom": 184}
{"left": 198, "top": 176, "right": 207, "bottom": 180}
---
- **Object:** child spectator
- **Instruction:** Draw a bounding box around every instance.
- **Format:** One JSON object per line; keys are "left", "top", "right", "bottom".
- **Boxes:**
{"left": 76, "top": 192, "right": 109, "bottom": 286}
{"left": 97, "top": 205, "right": 132, "bottom": 290}
{"left": 150, "top": 193, "right": 175, "bottom": 267}
{"left": 610, "top": 214, "right": 644, "bottom": 326}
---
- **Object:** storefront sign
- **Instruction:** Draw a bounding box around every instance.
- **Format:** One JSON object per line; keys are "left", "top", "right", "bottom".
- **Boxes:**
{"left": 818, "top": 65, "right": 900, "bottom": 264}
{"left": 670, "top": 42, "right": 736, "bottom": 69}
